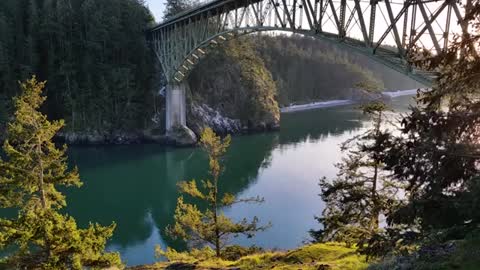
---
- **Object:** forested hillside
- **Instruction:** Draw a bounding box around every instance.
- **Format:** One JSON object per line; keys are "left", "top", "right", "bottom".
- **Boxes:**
{"left": 0, "top": 0, "right": 425, "bottom": 143}
{"left": 0, "top": 0, "right": 158, "bottom": 141}
{"left": 187, "top": 38, "right": 280, "bottom": 133}
{"left": 255, "top": 34, "right": 382, "bottom": 106}
{"left": 186, "top": 34, "right": 423, "bottom": 134}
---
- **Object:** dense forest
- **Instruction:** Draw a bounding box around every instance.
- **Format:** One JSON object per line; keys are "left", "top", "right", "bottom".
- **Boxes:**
{"left": 0, "top": 0, "right": 158, "bottom": 141}
{"left": 255, "top": 34, "right": 384, "bottom": 106}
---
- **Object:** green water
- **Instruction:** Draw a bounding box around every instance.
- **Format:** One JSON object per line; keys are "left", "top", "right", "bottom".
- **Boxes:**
{"left": 64, "top": 95, "right": 414, "bottom": 266}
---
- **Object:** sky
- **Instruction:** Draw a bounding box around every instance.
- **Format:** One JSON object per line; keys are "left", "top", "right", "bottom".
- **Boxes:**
{"left": 145, "top": 0, "right": 165, "bottom": 22}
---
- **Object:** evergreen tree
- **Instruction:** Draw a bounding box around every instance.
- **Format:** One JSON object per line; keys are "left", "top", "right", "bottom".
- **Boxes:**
{"left": 311, "top": 101, "right": 402, "bottom": 250}
{"left": 0, "top": 77, "right": 121, "bottom": 269}
{"left": 352, "top": 3, "right": 480, "bottom": 258}
{"left": 163, "top": 0, "right": 196, "bottom": 20}
{"left": 0, "top": 0, "right": 156, "bottom": 138}
{"left": 381, "top": 0, "right": 480, "bottom": 234}
{"left": 164, "top": 128, "right": 268, "bottom": 257}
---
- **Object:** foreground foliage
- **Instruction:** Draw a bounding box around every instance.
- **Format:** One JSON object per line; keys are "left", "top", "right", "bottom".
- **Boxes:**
{"left": 368, "top": 230, "right": 480, "bottom": 270}
{"left": 136, "top": 243, "right": 368, "bottom": 270}
{"left": 369, "top": 0, "right": 480, "bottom": 256}
{"left": 313, "top": 0, "right": 480, "bottom": 262}
{"left": 0, "top": 77, "right": 121, "bottom": 269}
{"left": 162, "top": 128, "right": 268, "bottom": 257}
{"left": 311, "top": 101, "right": 403, "bottom": 257}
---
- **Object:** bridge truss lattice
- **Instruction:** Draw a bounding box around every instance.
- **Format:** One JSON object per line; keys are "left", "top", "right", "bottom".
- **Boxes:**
{"left": 150, "top": 0, "right": 468, "bottom": 85}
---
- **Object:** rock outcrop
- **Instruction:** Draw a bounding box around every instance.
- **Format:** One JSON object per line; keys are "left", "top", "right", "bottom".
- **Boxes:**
{"left": 188, "top": 103, "right": 242, "bottom": 136}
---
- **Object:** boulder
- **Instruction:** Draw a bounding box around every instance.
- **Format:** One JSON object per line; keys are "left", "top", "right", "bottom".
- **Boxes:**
{"left": 166, "top": 125, "right": 198, "bottom": 146}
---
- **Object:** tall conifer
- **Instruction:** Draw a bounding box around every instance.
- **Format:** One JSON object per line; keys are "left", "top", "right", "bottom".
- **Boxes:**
{"left": 311, "top": 101, "right": 402, "bottom": 250}
{"left": 0, "top": 77, "right": 121, "bottom": 269}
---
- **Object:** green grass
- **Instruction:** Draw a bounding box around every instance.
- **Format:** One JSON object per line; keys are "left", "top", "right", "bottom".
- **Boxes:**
{"left": 129, "top": 243, "right": 369, "bottom": 270}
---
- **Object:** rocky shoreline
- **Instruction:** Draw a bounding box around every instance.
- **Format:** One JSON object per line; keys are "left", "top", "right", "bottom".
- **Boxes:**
{"left": 52, "top": 89, "right": 416, "bottom": 146}
{"left": 187, "top": 103, "right": 279, "bottom": 136}
{"left": 56, "top": 128, "right": 168, "bottom": 145}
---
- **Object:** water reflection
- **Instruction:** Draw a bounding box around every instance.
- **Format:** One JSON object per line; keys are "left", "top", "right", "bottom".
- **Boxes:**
{"left": 279, "top": 106, "right": 366, "bottom": 145}
{"left": 65, "top": 133, "right": 279, "bottom": 265}
{"left": 63, "top": 96, "right": 414, "bottom": 265}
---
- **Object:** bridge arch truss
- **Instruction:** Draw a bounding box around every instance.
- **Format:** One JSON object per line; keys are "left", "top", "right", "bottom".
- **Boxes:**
{"left": 150, "top": 0, "right": 467, "bottom": 86}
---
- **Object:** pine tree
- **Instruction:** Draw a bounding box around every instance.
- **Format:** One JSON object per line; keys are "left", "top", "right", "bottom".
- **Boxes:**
{"left": 164, "top": 128, "right": 269, "bottom": 258}
{"left": 0, "top": 77, "right": 122, "bottom": 269}
{"left": 378, "top": 0, "right": 480, "bottom": 239}
{"left": 163, "top": 0, "right": 196, "bottom": 20}
{"left": 311, "top": 101, "right": 402, "bottom": 248}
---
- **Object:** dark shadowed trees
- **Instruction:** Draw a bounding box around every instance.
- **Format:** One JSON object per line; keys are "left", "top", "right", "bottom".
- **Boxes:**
{"left": 0, "top": 0, "right": 156, "bottom": 135}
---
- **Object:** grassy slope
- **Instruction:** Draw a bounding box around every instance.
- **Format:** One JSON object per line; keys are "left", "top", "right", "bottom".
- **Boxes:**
{"left": 129, "top": 243, "right": 369, "bottom": 270}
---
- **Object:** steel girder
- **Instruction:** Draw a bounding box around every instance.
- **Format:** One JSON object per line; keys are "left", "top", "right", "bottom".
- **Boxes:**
{"left": 149, "top": 0, "right": 466, "bottom": 85}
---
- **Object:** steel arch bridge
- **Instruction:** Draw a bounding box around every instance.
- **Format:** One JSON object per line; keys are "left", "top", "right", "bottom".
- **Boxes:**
{"left": 149, "top": 0, "right": 466, "bottom": 85}
{"left": 147, "top": 0, "right": 466, "bottom": 133}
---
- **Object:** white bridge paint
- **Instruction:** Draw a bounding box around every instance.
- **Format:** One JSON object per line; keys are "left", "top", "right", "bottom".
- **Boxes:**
{"left": 166, "top": 82, "right": 187, "bottom": 131}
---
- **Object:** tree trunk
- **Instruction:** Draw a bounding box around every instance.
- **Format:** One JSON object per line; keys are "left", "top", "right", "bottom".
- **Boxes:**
{"left": 371, "top": 163, "right": 379, "bottom": 230}
{"left": 37, "top": 138, "right": 51, "bottom": 259}
{"left": 37, "top": 139, "right": 47, "bottom": 209}
{"left": 213, "top": 177, "right": 221, "bottom": 257}
{"left": 371, "top": 112, "right": 382, "bottom": 230}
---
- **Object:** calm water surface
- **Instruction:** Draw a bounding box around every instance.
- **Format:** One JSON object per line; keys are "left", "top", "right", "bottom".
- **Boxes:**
{"left": 65, "top": 95, "right": 414, "bottom": 266}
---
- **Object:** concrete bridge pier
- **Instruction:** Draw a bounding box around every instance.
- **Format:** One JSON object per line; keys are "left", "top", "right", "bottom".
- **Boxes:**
{"left": 166, "top": 82, "right": 187, "bottom": 130}
{"left": 165, "top": 82, "right": 197, "bottom": 145}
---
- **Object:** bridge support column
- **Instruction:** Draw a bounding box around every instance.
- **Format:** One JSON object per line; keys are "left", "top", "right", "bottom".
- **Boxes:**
{"left": 165, "top": 82, "right": 197, "bottom": 146}
{"left": 166, "top": 82, "right": 187, "bottom": 131}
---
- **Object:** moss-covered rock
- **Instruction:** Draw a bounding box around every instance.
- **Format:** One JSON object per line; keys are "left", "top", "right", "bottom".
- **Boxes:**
{"left": 129, "top": 243, "right": 368, "bottom": 270}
